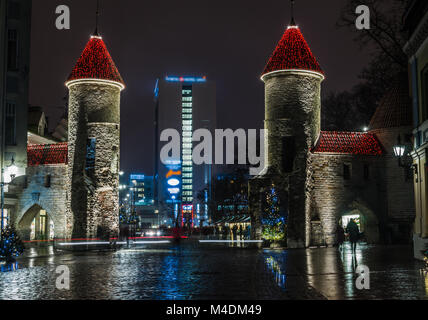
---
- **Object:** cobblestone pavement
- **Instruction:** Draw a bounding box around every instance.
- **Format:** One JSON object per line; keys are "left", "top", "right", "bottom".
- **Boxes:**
{"left": 0, "top": 242, "right": 426, "bottom": 300}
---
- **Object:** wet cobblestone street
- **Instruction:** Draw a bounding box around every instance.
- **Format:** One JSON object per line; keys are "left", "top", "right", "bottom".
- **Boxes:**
{"left": 0, "top": 242, "right": 427, "bottom": 300}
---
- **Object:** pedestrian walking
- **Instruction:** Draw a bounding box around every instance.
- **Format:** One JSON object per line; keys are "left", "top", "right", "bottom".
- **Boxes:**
{"left": 346, "top": 219, "right": 360, "bottom": 254}
{"left": 336, "top": 224, "right": 345, "bottom": 251}
{"left": 232, "top": 225, "right": 238, "bottom": 241}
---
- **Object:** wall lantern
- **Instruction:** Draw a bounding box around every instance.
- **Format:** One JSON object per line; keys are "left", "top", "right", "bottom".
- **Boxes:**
{"left": 393, "top": 135, "right": 418, "bottom": 179}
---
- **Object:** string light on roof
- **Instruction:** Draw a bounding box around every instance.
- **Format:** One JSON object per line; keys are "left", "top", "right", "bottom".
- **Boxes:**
{"left": 262, "top": 0, "right": 323, "bottom": 79}
{"left": 312, "top": 132, "right": 383, "bottom": 156}
{"left": 262, "top": 26, "right": 324, "bottom": 77}
{"left": 28, "top": 143, "right": 68, "bottom": 166}
{"left": 66, "top": 36, "right": 125, "bottom": 89}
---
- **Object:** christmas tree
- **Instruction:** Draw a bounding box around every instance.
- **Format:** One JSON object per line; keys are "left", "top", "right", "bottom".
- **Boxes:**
{"left": 0, "top": 225, "right": 24, "bottom": 261}
{"left": 262, "top": 185, "right": 286, "bottom": 241}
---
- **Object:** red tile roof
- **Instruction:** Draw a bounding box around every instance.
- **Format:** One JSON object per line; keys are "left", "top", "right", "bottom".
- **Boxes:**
{"left": 262, "top": 26, "right": 323, "bottom": 77}
{"left": 369, "top": 75, "right": 412, "bottom": 130}
{"left": 66, "top": 36, "right": 124, "bottom": 87}
{"left": 28, "top": 143, "right": 68, "bottom": 166}
{"left": 312, "top": 131, "right": 383, "bottom": 155}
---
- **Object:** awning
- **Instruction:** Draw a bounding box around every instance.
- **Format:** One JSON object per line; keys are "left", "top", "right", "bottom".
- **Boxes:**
{"left": 214, "top": 215, "right": 251, "bottom": 224}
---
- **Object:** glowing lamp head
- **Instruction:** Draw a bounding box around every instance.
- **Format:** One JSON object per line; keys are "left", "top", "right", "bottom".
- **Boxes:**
{"left": 393, "top": 145, "right": 406, "bottom": 158}
{"left": 8, "top": 161, "right": 18, "bottom": 179}
{"left": 4, "top": 158, "right": 19, "bottom": 182}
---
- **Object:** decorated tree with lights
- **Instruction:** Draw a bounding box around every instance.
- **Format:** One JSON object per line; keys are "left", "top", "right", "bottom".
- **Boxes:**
{"left": 262, "top": 185, "right": 286, "bottom": 241}
{"left": 0, "top": 225, "right": 24, "bottom": 262}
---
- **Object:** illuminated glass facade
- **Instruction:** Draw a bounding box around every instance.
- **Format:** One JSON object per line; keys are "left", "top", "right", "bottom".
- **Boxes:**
{"left": 181, "top": 86, "right": 193, "bottom": 204}
{"left": 154, "top": 76, "right": 216, "bottom": 227}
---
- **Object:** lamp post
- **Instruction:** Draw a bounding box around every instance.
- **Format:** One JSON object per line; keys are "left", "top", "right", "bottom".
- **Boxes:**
{"left": 1, "top": 158, "right": 19, "bottom": 234}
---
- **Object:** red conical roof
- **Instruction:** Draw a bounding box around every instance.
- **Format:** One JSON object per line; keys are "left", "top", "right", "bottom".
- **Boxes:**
{"left": 262, "top": 26, "right": 324, "bottom": 77}
{"left": 66, "top": 36, "right": 125, "bottom": 88}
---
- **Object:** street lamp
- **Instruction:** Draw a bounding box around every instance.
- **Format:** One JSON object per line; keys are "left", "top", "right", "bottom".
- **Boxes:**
{"left": 393, "top": 135, "right": 408, "bottom": 167}
{"left": 393, "top": 135, "right": 418, "bottom": 179}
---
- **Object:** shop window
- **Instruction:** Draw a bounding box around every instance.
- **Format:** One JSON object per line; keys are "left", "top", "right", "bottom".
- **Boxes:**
{"left": 1, "top": 209, "right": 8, "bottom": 228}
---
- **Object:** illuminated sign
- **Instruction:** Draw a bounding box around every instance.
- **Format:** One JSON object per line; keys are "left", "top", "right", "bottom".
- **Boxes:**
{"left": 130, "top": 174, "right": 145, "bottom": 180}
{"left": 168, "top": 188, "right": 180, "bottom": 195}
{"left": 165, "top": 76, "right": 207, "bottom": 83}
{"left": 166, "top": 170, "right": 181, "bottom": 179}
{"left": 182, "top": 205, "right": 193, "bottom": 211}
{"left": 167, "top": 178, "right": 180, "bottom": 187}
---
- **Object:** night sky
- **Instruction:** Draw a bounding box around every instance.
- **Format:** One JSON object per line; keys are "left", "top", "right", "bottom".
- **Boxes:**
{"left": 29, "top": 0, "right": 375, "bottom": 175}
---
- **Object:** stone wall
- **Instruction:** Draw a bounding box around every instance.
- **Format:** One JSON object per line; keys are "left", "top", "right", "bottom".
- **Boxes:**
{"left": 372, "top": 127, "right": 416, "bottom": 242}
{"left": 310, "top": 153, "right": 385, "bottom": 246}
{"left": 67, "top": 82, "right": 121, "bottom": 239}
{"left": 12, "top": 165, "right": 68, "bottom": 240}
{"left": 310, "top": 143, "right": 415, "bottom": 246}
{"left": 254, "top": 70, "right": 323, "bottom": 248}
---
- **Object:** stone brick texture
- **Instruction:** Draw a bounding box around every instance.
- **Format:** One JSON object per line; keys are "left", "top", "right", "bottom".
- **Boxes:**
{"left": 67, "top": 82, "right": 121, "bottom": 239}
{"left": 250, "top": 71, "right": 415, "bottom": 248}
{"left": 13, "top": 165, "right": 68, "bottom": 240}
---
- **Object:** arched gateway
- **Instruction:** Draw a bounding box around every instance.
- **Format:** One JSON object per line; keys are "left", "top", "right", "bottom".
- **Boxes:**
{"left": 12, "top": 144, "right": 68, "bottom": 241}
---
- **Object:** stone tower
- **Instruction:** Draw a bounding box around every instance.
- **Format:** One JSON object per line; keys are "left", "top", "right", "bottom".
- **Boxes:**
{"left": 65, "top": 34, "right": 125, "bottom": 239}
{"left": 250, "top": 22, "right": 324, "bottom": 248}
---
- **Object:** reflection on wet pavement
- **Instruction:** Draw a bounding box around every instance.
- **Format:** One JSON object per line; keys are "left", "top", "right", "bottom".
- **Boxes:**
{"left": 0, "top": 243, "right": 426, "bottom": 300}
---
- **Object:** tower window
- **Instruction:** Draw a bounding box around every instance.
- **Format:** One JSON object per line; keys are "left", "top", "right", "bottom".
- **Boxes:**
{"left": 45, "top": 175, "right": 51, "bottom": 188}
{"left": 282, "top": 136, "right": 296, "bottom": 173}
{"left": 363, "top": 164, "right": 370, "bottom": 180}
{"left": 86, "top": 138, "right": 96, "bottom": 178}
{"left": 343, "top": 164, "right": 351, "bottom": 180}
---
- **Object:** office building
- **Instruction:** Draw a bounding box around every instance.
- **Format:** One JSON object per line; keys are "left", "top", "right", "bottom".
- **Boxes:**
{"left": 154, "top": 76, "right": 216, "bottom": 227}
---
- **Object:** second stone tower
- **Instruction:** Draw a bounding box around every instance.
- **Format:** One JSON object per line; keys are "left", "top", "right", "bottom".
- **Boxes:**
{"left": 250, "top": 22, "right": 324, "bottom": 248}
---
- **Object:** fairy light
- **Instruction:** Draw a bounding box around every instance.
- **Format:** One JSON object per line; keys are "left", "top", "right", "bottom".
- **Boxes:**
{"left": 312, "top": 132, "right": 383, "bottom": 155}
{"left": 27, "top": 143, "right": 68, "bottom": 166}
{"left": 66, "top": 36, "right": 125, "bottom": 89}
{"left": 262, "top": 26, "right": 324, "bottom": 78}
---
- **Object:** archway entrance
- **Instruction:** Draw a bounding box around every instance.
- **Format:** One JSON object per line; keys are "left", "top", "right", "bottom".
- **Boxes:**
{"left": 18, "top": 205, "right": 55, "bottom": 241}
{"left": 339, "top": 201, "right": 379, "bottom": 244}
{"left": 341, "top": 214, "right": 363, "bottom": 233}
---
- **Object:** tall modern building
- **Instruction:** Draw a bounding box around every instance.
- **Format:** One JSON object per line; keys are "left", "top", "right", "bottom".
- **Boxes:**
{"left": 0, "top": 0, "right": 32, "bottom": 228}
{"left": 154, "top": 76, "right": 216, "bottom": 227}
{"left": 129, "top": 174, "right": 154, "bottom": 206}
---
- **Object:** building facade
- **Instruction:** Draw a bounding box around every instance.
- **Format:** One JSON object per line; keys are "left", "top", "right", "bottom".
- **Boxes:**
{"left": 404, "top": 0, "right": 428, "bottom": 259}
{"left": 249, "top": 20, "right": 415, "bottom": 248}
{"left": 0, "top": 0, "right": 32, "bottom": 229}
{"left": 154, "top": 76, "right": 216, "bottom": 227}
